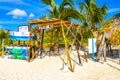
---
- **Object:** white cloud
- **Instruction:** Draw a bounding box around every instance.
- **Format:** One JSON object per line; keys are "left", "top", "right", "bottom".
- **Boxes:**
{"left": 29, "top": 13, "right": 35, "bottom": 18}
{"left": 6, "top": 8, "right": 27, "bottom": 19}
{"left": 107, "top": 8, "right": 120, "bottom": 13}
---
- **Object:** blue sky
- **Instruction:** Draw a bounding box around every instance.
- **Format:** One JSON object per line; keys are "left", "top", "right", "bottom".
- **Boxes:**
{"left": 0, "top": 0, "right": 120, "bottom": 31}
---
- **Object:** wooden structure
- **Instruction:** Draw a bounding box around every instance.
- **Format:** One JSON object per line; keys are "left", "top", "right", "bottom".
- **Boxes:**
{"left": 27, "top": 18, "right": 87, "bottom": 72}
{"left": 97, "top": 16, "right": 120, "bottom": 63}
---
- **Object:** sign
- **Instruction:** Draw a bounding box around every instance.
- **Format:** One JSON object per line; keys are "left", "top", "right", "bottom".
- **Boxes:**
{"left": 9, "top": 31, "right": 33, "bottom": 41}
{"left": 88, "top": 38, "right": 97, "bottom": 61}
{"left": 10, "top": 31, "right": 29, "bottom": 36}
{"left": 88, "top": 38, "right": 97, "bottom": 53}
{"left": 18, "top": 25, "right": 29, "bottom": 32}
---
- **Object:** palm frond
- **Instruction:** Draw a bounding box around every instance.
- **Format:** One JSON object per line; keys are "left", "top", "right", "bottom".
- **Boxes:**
{"left": 39, "top": 15, "right": 47, "bottom": 19}
{"left": 79, "top": 2, "right": 87, "bottom": 12}
{"left": 40, "top": 0, "right": 56, "bottom": 8}
{"left": 84, "top": 0, "right": 91, "bottom": 6}
{"left": 101, "top": 4, "right": 108, "bottom": 15}
{"left": 92, "top": 0, "right": 96, "bottom": 4}
{"left": 60, "top": 8, "right": 85, "bottom": 21}
{"left": 40, "top": 0, "right": 51, "bottom": 5}
{"left": 59, "top": 0, "right": 73, "bottom": 12}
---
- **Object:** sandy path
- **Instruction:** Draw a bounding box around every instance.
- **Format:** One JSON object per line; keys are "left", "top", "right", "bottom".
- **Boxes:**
{"left": 0, "top": 55, "right": 120, "bottom": 80}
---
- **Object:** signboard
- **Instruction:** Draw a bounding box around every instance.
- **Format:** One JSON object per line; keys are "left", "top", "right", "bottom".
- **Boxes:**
{"left": 88, "top": 38, "right": 97, "bottom": 61}
{"left": 9, "top": 31, "right": 33, "bottom": 41}
{"left": 18, "top": 25, "right": 29, "bottom": 32}
{"left": 88, "top": 38, "right": 97, "bottom": 53}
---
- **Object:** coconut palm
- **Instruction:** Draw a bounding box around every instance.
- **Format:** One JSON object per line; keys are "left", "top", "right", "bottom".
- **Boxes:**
{"left": 77, "top": 0, "right": 108, "bottom": 49}
{"left": 41, "top": 0, "right": 84, "bottom": 54}
{"left": 78, "top": 0, "right": 108, "bottom": 61}
{"left": 79, "top": 0, "right": 107, "bottom": 31}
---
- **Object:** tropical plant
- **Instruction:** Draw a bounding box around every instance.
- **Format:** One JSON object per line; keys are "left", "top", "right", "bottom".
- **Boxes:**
{"left": 0, "top": 30, "right": 10, "bottom": 51}
{"left": 79, "top": 0, "right": 107, "bottom": 30}
{"left": 110, "top": 28, "right": 120, "bottom": 46}
{"left": 78, "top": 0, "right": 108, "bottom": 61}
{"left": 0, "top": 30, "right": 6, "bottom": 44}
{"left": 4, "top": 31, "right": 11, "bottom": 45}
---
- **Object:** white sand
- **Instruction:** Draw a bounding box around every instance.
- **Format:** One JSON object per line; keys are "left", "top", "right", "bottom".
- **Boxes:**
{"left": 0, "top": 52, "right": 120, "bottom": 80}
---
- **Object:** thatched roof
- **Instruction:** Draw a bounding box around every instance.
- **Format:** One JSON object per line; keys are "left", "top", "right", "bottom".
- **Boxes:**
{"left": 28, "top": 18, "right": 80, "bottom": 28}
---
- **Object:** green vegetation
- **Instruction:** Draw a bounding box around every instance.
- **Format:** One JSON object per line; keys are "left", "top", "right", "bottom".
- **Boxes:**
{"left": 0, "top": 30, "right": 10, "bottom": 55}
{"left": 41, "top": 0, "right": 85, "bottom": 54}
{"left": 0, "top": 0, "right": 111, "bottom": 57}
{"left": 40, "top": 0, "right": 108, "bottom": 48}
{"left": 0, "top": 30, "right": 10, "bottom": 47}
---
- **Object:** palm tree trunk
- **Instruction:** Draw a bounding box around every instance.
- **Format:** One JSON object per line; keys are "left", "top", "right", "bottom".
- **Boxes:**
{"left": 103, "top": 41, "right": 106, "bottom": 62}
{"left": 74, "top": 40, "right": 81, "bottom": 64}
{"left": 97, "top": 32, "right": 106, "bottom": 61}
{"left": 54, "top": 28, "right": 60, "bottom": 55}
{"left": 49, "top": 30, "right": 54, "bottom": 56}
{"left": 40, "top": 29, "right": 44, "bottom": 57}
{"left": 77, "top": 50, "right": 81, "bottom": 64}
{"left": 54, "top": 37, "right": 59, "bottom": 55}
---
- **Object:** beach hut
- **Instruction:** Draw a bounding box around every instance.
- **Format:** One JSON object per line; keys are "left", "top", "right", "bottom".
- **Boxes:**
{"left": 28, "top": 18, "right": 88, "bottom": 72}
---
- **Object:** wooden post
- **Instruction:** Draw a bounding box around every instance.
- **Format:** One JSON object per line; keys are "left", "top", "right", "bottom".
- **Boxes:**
{"left": 32, "top": 46, "right": 35, "bottom": 59}
{"left": 29, "top": 24, "right": 32, "bottom": 32}
{"left": 23, "top": 41, "right": 25, "bottom": 46}
{"left": 77, "top": 50, "right": 81, "bottom": 64}
{"left": 2, "top": 39, "right": 4, "bottom": 58}
{"left": 119, "top": 47, "right": 120, "bottom": 64}
{"left": 27, "top": 24, "right": 32, "bottom": 62}
{"left": 49, "top": 29, "right": 53, "bottom": 56}
{"left": 18, "top": 40, "right": 20, "bottom": 46}
{"left": 119, "top": 51, "right": 120, "bottom": 64}
{"left": 61, "top": 21, "right": 73, "bottom": 72}
{"left": 74, "top": 40, "right": 81, "bottom": 65}
{"left": 83, "top": 47, "right": 88, "bottom": 62}
{"left": 104, "top": 41, "right": 106, "bottom": 62}
{"left": 40, "top": 28, "right": 44, "bottom": 57}
{"left": 97, "top": 33, "right": 106, "bottom": 61}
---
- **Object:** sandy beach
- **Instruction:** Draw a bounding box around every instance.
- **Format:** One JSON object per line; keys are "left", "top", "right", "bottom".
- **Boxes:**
{"left": 0, "top": 50, "right": 120, "bottom": 80}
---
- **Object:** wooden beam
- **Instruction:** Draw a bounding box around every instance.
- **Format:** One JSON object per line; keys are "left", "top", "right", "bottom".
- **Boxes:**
{"left": 28, "top": 19, "right": 80, "bottom": 28}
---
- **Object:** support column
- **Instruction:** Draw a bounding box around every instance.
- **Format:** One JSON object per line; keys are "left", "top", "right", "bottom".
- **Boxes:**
{"left": 40, "top": 28, "right": 45, "bottom": 57}
{"left": 2, "top": 39, "right": 4, "bottom": 58}
{"left": 27, "top": 24, "right": 32, "bottom": 62}
{"left": 74, "top": 40, "right": 81, "bottom": 65}
{"left": 49, "top": 29, "right": 53, "bottom": 56}
{"left": 61, "top": 21, "right": 73, "bottom": 72}
{"left": 83, "top": 46, "right": 88, "bottom": 62}
{"left": 29, "top": 24, "right": 32, "bottom": 32}
{"left": 104, "top": 42, "right": 106, "bottom": 62}
{"left": 119, "top": 48, "right": 120, "bottom": 64}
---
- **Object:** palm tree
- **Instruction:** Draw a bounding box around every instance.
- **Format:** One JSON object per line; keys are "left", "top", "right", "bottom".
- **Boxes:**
{"left": 41, "top": 0, "right": 84, "bottom": 54}
{"left": 79, "top": 0, "right": 107, "bottom": 31}
{"left": 78, "top": 0, "right": 108, "bottom": 61}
